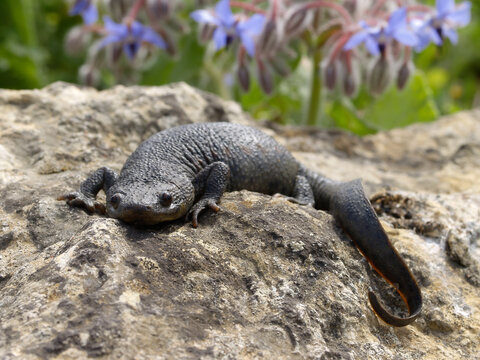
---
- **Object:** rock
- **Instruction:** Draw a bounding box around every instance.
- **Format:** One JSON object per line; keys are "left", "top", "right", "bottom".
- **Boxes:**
{"left": 0, "top": 82, "right": 479, "bottom": 359}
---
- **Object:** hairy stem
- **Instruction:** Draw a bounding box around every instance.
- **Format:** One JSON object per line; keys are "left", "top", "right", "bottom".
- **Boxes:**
{"left": 126, "top": 0, "right": 146, "bottom": 23}
{"left": 204, "top": 60, "right": 230, "bottom": 99}
{"left": 230, "top": 1, "right": 266, "bottom": 14}
{"left": 406, "top": 5, "right": 433, "bottom": 13}
{"left": 306, "top": 49, "right": 323, "bottom": 126}
{"left": 303, "top": 1, "right": 353, "bottom": 24}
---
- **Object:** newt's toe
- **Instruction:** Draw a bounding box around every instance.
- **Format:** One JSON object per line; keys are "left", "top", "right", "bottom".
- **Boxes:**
{"left": 186, "top": 198, "right": 221, "bottom": 228}
{"left": 58, "top": 191, "right": 96, "bottom": 213}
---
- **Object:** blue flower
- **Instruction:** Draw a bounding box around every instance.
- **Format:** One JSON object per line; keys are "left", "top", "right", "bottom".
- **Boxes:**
{"left": 344, "top": 8, "right": 418, "bottom": 56}
{"left": 99, "top": 17, "right": 166, "bottom": 60}
{"left": 191, "top": 0, "right": 265, "bottom": 56}
{"left": 413, "top": 0, "right": 471, "bottom": 51}
{"left": 70, "top": 0, "right": 98, "bottom": 25}
{"left": 236, "top": 14, "right": 266, "bottom": 56}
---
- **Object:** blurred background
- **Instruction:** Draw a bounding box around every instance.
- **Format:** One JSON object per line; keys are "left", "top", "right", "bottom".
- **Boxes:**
{"left": 0, "top": 0, "right": 478, "bottom": 134}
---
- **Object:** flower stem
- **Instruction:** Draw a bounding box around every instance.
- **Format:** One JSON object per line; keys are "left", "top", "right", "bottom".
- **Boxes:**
{"left": 306, "top": 49, "right": 323, "bottom": 126}
{"left": 204, "top": 60, "right": 230, "bottom": 99}
{"left": 406, "top": 5, "right": 432, "bottom": 13}
{"left": 303, "top": 1, "right": 353, "bottom": 24}
{"left": 230, "top": 1, "right": 266, "bottom": 14}
{"left": 126, "top": 0, "right": 146, "bottom": 24}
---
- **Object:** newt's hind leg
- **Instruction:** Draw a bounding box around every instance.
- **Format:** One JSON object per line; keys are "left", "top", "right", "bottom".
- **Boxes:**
{"left": 274, "top": 175, "right": 315, "bottom": 206}
{"left": 58, "top": 167, "right": 118, "bottom": 214}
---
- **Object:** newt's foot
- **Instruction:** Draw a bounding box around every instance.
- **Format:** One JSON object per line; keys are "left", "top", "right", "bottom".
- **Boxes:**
{"left": 186, "top": 198, "right": 221, "bottom": 228}
{"left": 57, "top": 192, "right": 106, "bottom": 214}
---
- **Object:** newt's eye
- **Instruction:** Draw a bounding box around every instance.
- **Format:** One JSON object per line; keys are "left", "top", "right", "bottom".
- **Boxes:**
{"left": 110, "top": 193, "right": 123, "bottom": 209}
{"left": 159, "top": 193, "right": 172, "bottom": 207}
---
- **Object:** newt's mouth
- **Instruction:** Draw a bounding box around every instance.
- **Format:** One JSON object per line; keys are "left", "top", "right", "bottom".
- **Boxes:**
{"left": 107, "top": 203, "right": 187, "bottom": 225}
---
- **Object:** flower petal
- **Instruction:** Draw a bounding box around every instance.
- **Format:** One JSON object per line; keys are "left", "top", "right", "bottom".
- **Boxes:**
{"left": 426, "top": 26, "right": 442, "bottom": 45}
{"left": 70, "top": 0, "right": 88, "bottom": 15}
{"left": 443, "top": 27, "right": 458, "bottom": 43}
{"left": 190, "top": 9, "right": 218, "bottom": 25}
{"left": 215, "top": 0, "right": 235, "bottom": 28}
{"left": 103, "top": 16, "right": 128, "bottom": 37}
{"left": 141, "top": 27, "right": 166, "bottom": 49}
{"left": 388, "top": 7, "right": 407, "bottom": 30}
{"left": 413, "top": 23, "right": 443, "bottom": 51}
{"left": 446, "top": 2, "right": 471, "bottom": 26}
{"left": 236, "top": 14, "right": 265, "bottom": 56}
{"left": 130, "top": 21, "right": 144, "bottom": 38}
{"left": 343, "top": 31, "right": 369, "bottom": 51}
{"left": 237, "top": 14, "right": 265, "bottom": 35}
{"left": 212, "top": 27, "right": 228, "bottom": 50}
{"left": 393, "top": 28, "right": 418, "bottom": 47}
{"left": 414, "top": 35, "right": 431, "bottom": 52}
{"left": 365, "top": 35, "right": 380, "bottom": 55}
{"left": 239, "top": 33, "right": 256, "bottom": 56}
{"left": 98, "top": 34, "right": 123, "bottom": 49}
{"left": 82, "top": 3, "right": 98, "bottom": 25}
{"left": 436, "top": 0, "right": 455, "bottom": 16}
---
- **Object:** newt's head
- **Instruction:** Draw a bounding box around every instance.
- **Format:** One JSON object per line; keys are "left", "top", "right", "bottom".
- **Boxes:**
{"left": 105, "top": 178, "right": 194, "bottom": 225}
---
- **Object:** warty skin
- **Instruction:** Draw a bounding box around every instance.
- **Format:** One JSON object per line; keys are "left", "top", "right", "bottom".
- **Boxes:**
{"left": 59, "top": 122, "right": 422, "bottom": 327}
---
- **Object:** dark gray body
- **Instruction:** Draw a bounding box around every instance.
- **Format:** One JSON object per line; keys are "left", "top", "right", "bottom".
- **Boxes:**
{"left": 59, "top": 122, "right": 422, "bottom": 327}
{"left": 121, "top": 122, "right": 298, "bottom": 196}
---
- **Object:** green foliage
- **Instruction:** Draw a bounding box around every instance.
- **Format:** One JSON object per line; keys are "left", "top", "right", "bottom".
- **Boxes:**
{"left": 363, "top": 73, "right": 439, "bottom": 130}
{"left": 141, "top": 36, "right": 207, "bottom": 86}
{"left": 414, "top": 1, "right": 480, "bottom": 115}
{"left": 0, "top": 0, "right": 82, "bottom": 89}
{"left": 0, "top": 0, "right": 477, "bottom": 135}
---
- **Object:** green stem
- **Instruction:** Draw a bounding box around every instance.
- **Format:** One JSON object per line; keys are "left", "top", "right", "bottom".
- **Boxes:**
{"left": 306, "top": 49, "right": 323, "bottom": 126}
{"left": 203, "top": 60, "right": 229, "bottom": 99}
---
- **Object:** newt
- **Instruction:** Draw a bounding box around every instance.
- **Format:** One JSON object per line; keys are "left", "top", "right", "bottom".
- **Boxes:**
{"left": 58, "top": 122, "right": 422, "bottom": 326}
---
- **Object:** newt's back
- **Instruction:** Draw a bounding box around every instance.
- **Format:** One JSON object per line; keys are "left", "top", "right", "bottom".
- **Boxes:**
{"left": 120, "top": 122, "right": 299, "bottom": 195}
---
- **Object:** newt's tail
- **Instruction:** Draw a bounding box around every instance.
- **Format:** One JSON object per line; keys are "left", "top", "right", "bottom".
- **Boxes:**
{"left": 329, "top": 179, "right": 422, "bottom": 327}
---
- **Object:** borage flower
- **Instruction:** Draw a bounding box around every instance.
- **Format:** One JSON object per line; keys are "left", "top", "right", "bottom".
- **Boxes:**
{"left": 99, "top": 17, "right": 166, "bottom": 60}
{"left": 191, "top": 0, "right": 265, "bottom": 56}
{"left": 413, "top": 0, "right": 471, "bottom": 51}
{"left": 344, "top": 8, "right": 418, "bottom": 56}
{"left": 236, "top": 14, "right": 266, "bottom": 56}
{"left": 70, "top": 0, "right": 98, "bottom": 25}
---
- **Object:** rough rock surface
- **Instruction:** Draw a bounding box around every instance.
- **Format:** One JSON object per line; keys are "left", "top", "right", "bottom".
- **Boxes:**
{"left": 0, "top": 82, "right": 479, "bottom": 359}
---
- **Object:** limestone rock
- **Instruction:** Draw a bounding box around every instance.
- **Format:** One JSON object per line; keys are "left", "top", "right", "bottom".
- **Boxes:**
{"left": 0, "top": 82, "right": 479, "bottom": 359}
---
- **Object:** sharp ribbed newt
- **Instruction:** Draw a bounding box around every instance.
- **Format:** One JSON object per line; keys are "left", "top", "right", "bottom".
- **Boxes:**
{"left": 59, "top": 122, "right": 422, "bottom": 326}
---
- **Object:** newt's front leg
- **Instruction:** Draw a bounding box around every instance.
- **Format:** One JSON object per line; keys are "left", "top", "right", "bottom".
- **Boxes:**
{"left": 187, "top": 162, "right": 230, "bottom": 228}
{"left": 58, "top": 167, "right": 118, "bottom": 214}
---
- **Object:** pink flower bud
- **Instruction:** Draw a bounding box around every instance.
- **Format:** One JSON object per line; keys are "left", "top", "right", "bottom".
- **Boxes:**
{"left": 257, "top": 20, "right": 278, "bottom": 55}
{"left": 237, "top": 63, "right": 250, "bottom": 92}
{"left": 107, "top": 0, "right": 132, "bottom": 20}
{"left": 284, "top": 5, "right": 311, "bottom": 39}
{"left": 78, "top": 64, "right": 100, "bottom": 87}
{"left": 396, "top": 62, "right": 411, "bottom": 90}
{"left": 343, "top": 71, "right": 356, "bottom": 97}
{"left": 155, "top": 28, "right": 176, "bottom": 56}
{"left": 369, "top": 57, "right": 392, "bottom": 95}
{"left": 147, "top": 0, "right": 171, "bottom": 20}
{"left": 200, "top": 23, "right": 216, "bottom": 44}
{"left": 257, "top": 59, "right": 274, "bottom": 94}
{"left": 65, "top": 26, "right": 91, "bottom": 55}
{"left": 325, "top": 62, "right": 337, "bottom": 90}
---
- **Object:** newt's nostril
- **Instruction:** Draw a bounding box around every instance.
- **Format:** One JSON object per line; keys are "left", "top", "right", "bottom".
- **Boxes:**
{"left": 110, "top": 194, "right": 123, "bottom": 209}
